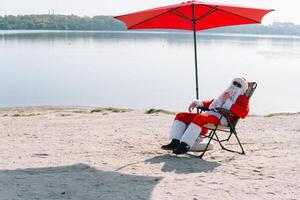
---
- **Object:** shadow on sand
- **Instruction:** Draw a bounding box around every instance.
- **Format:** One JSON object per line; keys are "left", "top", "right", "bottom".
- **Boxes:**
{"left": 145, "top": 154, "right": 221, "bottom": 174}
{"left": 0, "top": 163, "right": 161, "bottom": 200}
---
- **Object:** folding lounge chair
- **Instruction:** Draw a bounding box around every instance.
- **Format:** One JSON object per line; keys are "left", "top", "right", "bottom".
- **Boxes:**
{"left": 190, "top": 82, "right": 257, "bottom": 158}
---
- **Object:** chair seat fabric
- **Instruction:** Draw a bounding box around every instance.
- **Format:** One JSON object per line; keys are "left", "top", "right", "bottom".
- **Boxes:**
{"left": 204, "top": 123, "right": 231, "bottom": 132}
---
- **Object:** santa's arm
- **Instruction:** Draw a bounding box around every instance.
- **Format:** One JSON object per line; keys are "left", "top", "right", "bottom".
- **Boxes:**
{"left": 222, "top": 95, "right": 249, "bottom": 119}
{"left": 192, "top": 99, "right": 214, "bottom": 109}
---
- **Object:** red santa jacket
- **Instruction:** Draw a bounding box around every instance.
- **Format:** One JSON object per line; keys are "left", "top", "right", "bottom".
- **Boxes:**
{"left": 202, "top": 95, "right": 249, "bottom": 119}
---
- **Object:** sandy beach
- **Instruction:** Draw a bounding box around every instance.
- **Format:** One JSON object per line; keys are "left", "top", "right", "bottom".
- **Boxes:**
{"left": 0, "top": 107, "right": 299, "bottom": 200}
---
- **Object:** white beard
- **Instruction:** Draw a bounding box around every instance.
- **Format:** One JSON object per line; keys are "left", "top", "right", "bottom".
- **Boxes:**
{"left": 226, "top": 85, "right": 243, "bottom": 102}
{"left": 209, "top": 85, "right": 243, "bottom": 110}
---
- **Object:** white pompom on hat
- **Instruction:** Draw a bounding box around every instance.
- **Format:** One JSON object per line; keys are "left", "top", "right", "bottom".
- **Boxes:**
{"left": 232, "top": 77, "right": 248, "bottom": 93}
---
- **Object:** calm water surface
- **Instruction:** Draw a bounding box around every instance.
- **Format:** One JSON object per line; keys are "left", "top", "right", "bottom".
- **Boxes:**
{"left": 1, "top": 30, "right": 300, "bottom": 114}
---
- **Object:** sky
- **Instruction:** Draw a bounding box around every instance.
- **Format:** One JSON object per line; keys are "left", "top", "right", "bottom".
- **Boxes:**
{"left": 1, "top": 0, "right": 299, "bottom": 25}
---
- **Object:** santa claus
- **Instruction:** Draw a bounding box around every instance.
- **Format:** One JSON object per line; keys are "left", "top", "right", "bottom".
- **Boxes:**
{"left": 161, "top": 77, "right": 249, "bottom": 154}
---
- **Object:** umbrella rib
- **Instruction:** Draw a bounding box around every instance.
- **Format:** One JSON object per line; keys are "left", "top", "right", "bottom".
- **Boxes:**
{"left": 200, "top": 4, "right": 260, "bottom": 23}
{"left": 124, "top": 2, "right": 268, "bottom": 30}
{"left": 218, "top": 8, "right": 260, "bottom": 23}
{"left": 128, "top": 6, "right": 183, "bottom": 29}
{"left": 170, "top": 10, "right": 193, "bottom": 22}
{"left": 195, "top": 6, "right": 218, "bottom": 22}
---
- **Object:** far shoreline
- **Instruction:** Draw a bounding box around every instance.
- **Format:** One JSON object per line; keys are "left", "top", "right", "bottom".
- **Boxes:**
{"left": 1, "top": 29, "right": 300, "bottom": 40}
{"left": 0, "top": 105, "right": 299, "bottom": 118}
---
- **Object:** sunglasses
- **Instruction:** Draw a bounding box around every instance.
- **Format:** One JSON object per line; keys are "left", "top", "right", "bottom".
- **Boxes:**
{"left": 233, "top": 81, "right": 242, "bottom": 88}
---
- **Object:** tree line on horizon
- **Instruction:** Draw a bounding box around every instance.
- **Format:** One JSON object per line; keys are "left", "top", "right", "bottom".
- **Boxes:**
{"left": 0, "top": 14, "right": 300, "bottom": 36}
{"left": 0, "top": 15, "right": 124, "bottom": 31}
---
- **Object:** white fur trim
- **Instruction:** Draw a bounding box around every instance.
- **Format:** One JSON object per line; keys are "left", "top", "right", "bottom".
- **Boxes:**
{"left": 169, "top": 120, "right": 187, "bottom": 140}
{"left": 192, "top": 100, "right": 203, "bottom": 107}
{"left": 222, "top": 99, "right": 234, "bottom": 110}
{"left": 209, "top": 97, "right": 222, "bottom": 110}
{"left": 206, "top": 111, "right": 228, "bottom": 126}
{"left": 190, "top": 137, "right": 214, "bottom": 152}
{"left": 180, "top": 123, "right": 201, "bottom": 147}
{"left": 232, "top": 78, "right": 248, "bottom": 93}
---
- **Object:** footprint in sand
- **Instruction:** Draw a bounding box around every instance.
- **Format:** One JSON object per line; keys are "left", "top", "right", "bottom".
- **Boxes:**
{"left": 31, "top": 153, "right": 50, "bottom": 158}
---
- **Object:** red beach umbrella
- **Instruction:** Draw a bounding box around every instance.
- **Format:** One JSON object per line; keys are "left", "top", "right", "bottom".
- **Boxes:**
{"left": 114, "top": 1, "right": 273, "bottom": 99}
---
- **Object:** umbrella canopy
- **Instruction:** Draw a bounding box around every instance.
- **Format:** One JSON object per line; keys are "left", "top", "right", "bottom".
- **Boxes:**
{"left": 114, "top": 1, "right": 273, "bottom": 99}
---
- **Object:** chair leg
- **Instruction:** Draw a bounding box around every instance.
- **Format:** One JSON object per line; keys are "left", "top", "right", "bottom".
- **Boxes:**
{"left": 205, "top": 129, "right": 214, "bottom": 138}
{"left": 227, "top": 132, "right": 233, "bottom": 141}
{"left": 198, "top": 130, "right": 216, "bottom": 158}
{"left": 218, "top": 130, "right": 246, "bottom": 155}
{"left": 233, "top": 131, "right": 245, "bottom": 155}
{"left": 219, "top": 130, "right": 233, "bottom": 142}
{"left": 214, "top": 132, "right": 226, "bottom": 149}
{"left": 219, "top": 135, "right": 231, "bottom": 142}
{"left": 190, "top": 114, "right": 246, "bottom": 157}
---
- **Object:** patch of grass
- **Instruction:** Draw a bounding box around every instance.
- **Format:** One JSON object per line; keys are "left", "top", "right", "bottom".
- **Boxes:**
{"left": 264, "top": 112, "right": 300, "bottom": 117}
{"left": 145, "top": 108, "right": 176, "bottom": 115}
{"left": 248, "top": 114, "right": 259, "bottom": 117}
{"left": 26, "top": 113, "right": 41, "bottom": 117}
{"left": 91, "top": 107, "right": 133, "bottom": 113}
{"left": 73, "top": 110, "right": 88, "bottom": 114}
{"left": 9, "top": 113, "right": 41, "bottom": 117}
{"left": 60, "top": 113, "right": 72, "bottom": 117}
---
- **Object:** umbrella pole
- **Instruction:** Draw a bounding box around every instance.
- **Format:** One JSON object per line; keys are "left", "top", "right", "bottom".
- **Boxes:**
{"left": 193, "top": 24, "right": 199, "bottom": 100}
{"left": 192, "top": 4, "right": 199, "bottom": 100}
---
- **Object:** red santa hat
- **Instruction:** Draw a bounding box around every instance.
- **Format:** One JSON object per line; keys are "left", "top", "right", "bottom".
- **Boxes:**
{"left": 232, "top": 77, "right": 248, "bottom": 93}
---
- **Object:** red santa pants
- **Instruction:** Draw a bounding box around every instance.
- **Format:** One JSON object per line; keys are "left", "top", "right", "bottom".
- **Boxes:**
{"left": 175, "top": 112, "right": 219, "bottom": 135}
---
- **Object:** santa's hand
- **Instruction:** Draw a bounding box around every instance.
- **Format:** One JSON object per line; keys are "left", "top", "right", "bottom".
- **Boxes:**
{"left": 222, "top": 92, "right": 230, "bottom": 102}
{"left": 188, "top": 102, "right": 196, "bottom": 112}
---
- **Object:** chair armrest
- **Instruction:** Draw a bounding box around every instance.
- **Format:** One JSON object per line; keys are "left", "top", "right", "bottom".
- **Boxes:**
{"left": 215, "top": 107, "right": 236, "bottom": 118}
{"left": 197, "top": 106, "right": 210, "bottom": 112}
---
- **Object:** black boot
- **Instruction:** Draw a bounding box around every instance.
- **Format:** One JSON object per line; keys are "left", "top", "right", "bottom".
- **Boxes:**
{"left": 173, "top": 142, "right": 190, "bottom": 155}
{"left": 161, "top": 139, "right": 180, "bottom": 150}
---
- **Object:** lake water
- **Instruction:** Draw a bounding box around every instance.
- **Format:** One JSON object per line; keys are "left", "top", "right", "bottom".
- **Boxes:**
{"left": 1, "top": 30, "right": 300, "bottom": 114}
